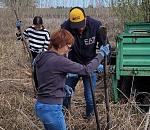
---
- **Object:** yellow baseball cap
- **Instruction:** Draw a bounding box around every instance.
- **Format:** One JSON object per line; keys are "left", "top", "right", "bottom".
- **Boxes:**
{"left": 69, "top": 7, "right": 86, "bottom": 29}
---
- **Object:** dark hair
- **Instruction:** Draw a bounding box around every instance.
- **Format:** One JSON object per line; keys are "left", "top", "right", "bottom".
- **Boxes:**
{"left": 48, "top": 29, "right": 74, "bottom": 50}
{"left": 33, "top": 16, "right": 43, "bottom": 25}
{"left": 70, "top": 6, "right": 85, "bottom": 17}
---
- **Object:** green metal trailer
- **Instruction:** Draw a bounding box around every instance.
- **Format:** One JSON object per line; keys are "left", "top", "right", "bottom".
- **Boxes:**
{"left": 112, "top": 22, "right": 150, "bottom": 103}
{"left": 124, "top": 22, "right": 150, "bottom": 33}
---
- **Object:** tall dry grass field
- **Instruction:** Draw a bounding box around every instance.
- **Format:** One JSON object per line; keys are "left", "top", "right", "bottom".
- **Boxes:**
{"left": 0, "top": 6, "right": 149, "bottom": 130}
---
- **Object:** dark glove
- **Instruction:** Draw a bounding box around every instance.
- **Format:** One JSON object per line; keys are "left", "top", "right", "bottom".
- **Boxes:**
{"left": 65, "top": 85, "right": 73, "bottom": 97}
{"left": 66, "top": 73, "right": 78, "bottom": 78}
{"left": 16, "top": 33, "right": 22, "bottom": 41}
{"left": 99, "top": 44, "right": 110, "bottom": 57}
{"left": 97, "top": 64, "right": 103, "bottom": 73}
{"left": 15, "top": 21, "right": 22, "bottom": 29}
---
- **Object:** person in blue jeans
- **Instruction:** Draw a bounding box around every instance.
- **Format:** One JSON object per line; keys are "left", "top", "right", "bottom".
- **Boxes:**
{"left": 61, "top": 6, "right": 111, "bottom": 118}
{"left": 34, "top": 29, "right": 110, "bottom": 130}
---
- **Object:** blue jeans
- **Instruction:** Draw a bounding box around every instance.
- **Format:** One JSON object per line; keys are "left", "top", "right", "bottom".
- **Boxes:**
{"left": 35, "top": 101, "right": 66, "bottom": 130}
{"left": 63, "top": 72, "right": 97, "bottom": 117}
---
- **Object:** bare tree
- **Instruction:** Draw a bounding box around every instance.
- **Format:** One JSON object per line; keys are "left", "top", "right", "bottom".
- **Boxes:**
{"left": 111, "top": 0, "right": 150, "bottom": 23}
{"left": 141, "top": 0, "right": 150, "bottom": 22}
{"left": 0, "top": 0, "right": 38, "bottom": 7}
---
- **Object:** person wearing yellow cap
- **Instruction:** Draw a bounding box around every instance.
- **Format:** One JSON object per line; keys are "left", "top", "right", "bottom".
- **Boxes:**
{"left": 61, "top": 6, "right": 111, "bottom": 119}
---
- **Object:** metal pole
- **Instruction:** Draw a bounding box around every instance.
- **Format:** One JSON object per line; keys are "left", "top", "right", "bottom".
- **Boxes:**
{"left": 101, "top": 26, "right": 110, "bottom": 130}
{"left": 88, "top": 74, "right": 100, "bottom": 130}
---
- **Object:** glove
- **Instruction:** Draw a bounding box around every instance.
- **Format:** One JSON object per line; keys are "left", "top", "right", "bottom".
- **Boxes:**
{"left": 99, "top": 44, "right": 110, "bottom": 57}
{"left": 97, "top": 64, "right": 103, "bottom": 73}
{"left": 66, "top": 73, "right": 78, "bottom": 78}
{"left": 65, "top": 85, "right": 73, "bottom": 97}
{"left": 16, "top": 33, "right": 22, "bottom": 41}
{"left": 32, "top": 58, "right": 36, "bottom": 66}
{"left": 15, "top": 21, "right": 22, "bottom": 29}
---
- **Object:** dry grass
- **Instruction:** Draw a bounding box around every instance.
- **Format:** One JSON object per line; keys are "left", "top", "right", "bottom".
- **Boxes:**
{"left": 0, "top": 7, "right": 149, "bottom": 130}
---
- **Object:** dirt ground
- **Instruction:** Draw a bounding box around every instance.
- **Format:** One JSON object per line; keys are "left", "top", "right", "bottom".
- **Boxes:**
{"left": 0, "top": 7, "right": 149, "bottom": 130}
{"left": 0, "top": 57, "right": 149, "bottom": 130}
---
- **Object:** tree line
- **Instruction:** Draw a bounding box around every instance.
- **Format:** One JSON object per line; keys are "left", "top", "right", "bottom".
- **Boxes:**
{"left": 0, "top": 0, "right": 149, "bottom": 22}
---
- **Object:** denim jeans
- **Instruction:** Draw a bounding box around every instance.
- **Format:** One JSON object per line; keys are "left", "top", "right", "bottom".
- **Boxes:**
{"left": 63, "top": 72, "right": 97, "bottom": 117}
{"left": 35, "top": 101, "right": 66, "bottom": 130}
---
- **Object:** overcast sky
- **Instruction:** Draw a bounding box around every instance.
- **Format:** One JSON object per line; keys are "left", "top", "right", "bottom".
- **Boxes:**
{"left": 38, "top": 0, "right": 109, "bottom": 8}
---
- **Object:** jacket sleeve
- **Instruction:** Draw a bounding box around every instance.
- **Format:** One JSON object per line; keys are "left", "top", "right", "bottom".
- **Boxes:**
{"left": 44, "top": 31, "right": 50, "bottom": 51}
{"left": 58, "top": 54, "right": 104, "bottom": 75}
{"left": 23, "top": 28, "right": 29, "bottom": 39}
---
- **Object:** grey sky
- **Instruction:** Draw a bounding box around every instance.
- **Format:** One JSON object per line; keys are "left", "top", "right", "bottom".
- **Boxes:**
{"left": 38, "top": 0, "right": 109, "bottom": 8}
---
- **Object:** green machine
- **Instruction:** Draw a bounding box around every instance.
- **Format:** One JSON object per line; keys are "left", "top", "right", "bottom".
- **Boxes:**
{"left": 112, "top": 22, "right": 150, "bottom": 102}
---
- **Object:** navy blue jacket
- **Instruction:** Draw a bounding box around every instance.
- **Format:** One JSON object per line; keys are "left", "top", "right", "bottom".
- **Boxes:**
{"left": 61, "top": 16, "right": 110, "bottom": 65}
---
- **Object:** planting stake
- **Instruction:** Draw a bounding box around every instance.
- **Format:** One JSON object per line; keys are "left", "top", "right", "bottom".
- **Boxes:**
{"left": 101, "top": 26, "right": 110, "bottom": 130}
